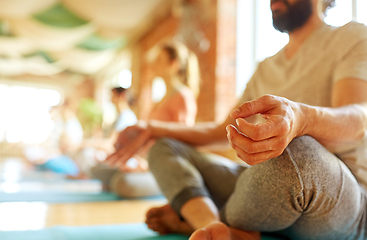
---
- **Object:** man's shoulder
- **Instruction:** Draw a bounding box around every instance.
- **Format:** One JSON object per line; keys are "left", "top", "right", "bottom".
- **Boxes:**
{"left": 258, "top": 48, "right": 284, "bottom": 69}
{"left": 315, "top": 22, "right": 367, "bottom": 59}
{"left": 333, "top": 21, "right": 367, "bottom": 42}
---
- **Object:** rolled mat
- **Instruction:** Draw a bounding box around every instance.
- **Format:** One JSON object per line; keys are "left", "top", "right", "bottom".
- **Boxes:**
{"left": 0, "top": 223, "right": 285, "bottom": 240}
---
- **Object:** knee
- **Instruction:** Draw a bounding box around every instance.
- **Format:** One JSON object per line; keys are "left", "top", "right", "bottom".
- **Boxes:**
{"left": 109, "top": 172, "right": 161, "bottom": 198}
{"left": 148, "top": 137, "right": 178, "bottom": 166}
{"left": 289, "top": 135, "right": 320, "bottom": 149}
{"left": 287, "top": 135, "right": 338, "bottom": 171}
{"left": 109, "top": 173, "right": 130, "bottom": 197}
{"left": 89, "top": 164, "right": 104, "bottom": 180}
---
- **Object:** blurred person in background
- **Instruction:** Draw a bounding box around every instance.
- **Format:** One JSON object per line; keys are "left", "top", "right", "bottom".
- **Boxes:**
{"left": 24, "top": 98, "right": 83, "bottom": 177}
{"left": 77, "top": 87, "right": 138, "bottom": 180}
{"left": 91, "top": 40, "right": 201, "bottom": 198}
{"left": 110, "top": 87, "right": 138, "bottom": 133}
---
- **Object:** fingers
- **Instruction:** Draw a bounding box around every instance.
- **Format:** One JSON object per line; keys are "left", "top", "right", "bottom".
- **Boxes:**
{"left": 226, "top": 125, "right": 285, "bottom": 165}
{"left": 105, "top": 149, "right": 126, "bottom": 165}
{"left": 105, "top": 148, "right": 133, "bottom": 168}
{"left": 231, "top": 95, "right": 277, "bottom": 119}
{"left": 107, "top": 127, "right": 152, "bottom": 169}
{"left": 235, "top": 117, "right": 290, "bottom": 141}
{"left": 226, "top": 95, "right": 295, "bottom": 165}
{"left": 105, "top": 149, "right": 124, "bottom": 165}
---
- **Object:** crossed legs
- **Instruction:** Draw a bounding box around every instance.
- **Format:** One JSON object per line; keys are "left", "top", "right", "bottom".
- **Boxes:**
{"left": 147, "top": 136, "right": 366, "bottom": 240}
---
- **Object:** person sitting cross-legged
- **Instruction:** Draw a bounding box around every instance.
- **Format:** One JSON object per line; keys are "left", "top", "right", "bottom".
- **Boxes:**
{"left": 107, "top": 0, "right": 367, "bottom": 239}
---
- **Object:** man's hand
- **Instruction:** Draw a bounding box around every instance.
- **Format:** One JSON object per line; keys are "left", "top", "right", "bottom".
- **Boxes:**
{"left": 226, "top": 95, "right": 306, "bottom": 165}
{"left": 105, "top": 122, "right": 151, "bottom": 171}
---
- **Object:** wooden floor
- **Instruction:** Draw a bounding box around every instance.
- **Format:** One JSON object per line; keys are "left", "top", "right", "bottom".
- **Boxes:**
{"left": 45, "top": 200, "right": 167, "bottom": 227}
{"left": 0, "top": 157, "right": 167, "bottom": 231}
{"left": 0, "top": 199, "right": 167, "bottom": 231}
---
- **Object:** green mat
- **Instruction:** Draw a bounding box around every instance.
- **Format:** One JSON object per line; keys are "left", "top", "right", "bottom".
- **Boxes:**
{"left": 0, "top": 192, "right": 120, "bottom": 203}
{"left": 0, "top": 223, "right": 284, "bottom": 240}
{"left": 0, "top": 192, "right": 165, "bottom": 203}
{"left": 0, "top": 223, "right": 187, "bottom": 240}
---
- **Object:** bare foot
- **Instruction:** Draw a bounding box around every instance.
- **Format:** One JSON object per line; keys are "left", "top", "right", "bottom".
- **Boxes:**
{"left": 145, "top": 204, "right": 194, "bottom": 235}
{"left": 190, "top": 222, "right": 261, "bottom": 240}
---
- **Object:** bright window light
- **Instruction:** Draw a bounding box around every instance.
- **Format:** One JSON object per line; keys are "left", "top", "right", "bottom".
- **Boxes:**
{"left": 236, "top": 0, "right": 288, "bottom": 97}
{"left": 236, "top": 0, "right": 255, "bottom": 96}
{"left": 0, "top": 84, "right": 60, "bottom": 144}
{"left": 357, "top": 0, "right": 367, "bottom": 25}
{"left": 0, "top": 202, "right": 48, "bottom": 231}
{"left": 151, "top": 77, "right": 166, "bottom": 103}
{"left": 255, "top": 0, "right": 288, "bottom": 63}
{"left": 324, "top": 0, "right": 353, "bottom": 26}
{"left": 118, "top": 69, "right": 132, "bottom": 89}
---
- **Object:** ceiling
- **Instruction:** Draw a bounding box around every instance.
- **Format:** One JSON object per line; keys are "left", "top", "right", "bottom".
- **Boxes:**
{"left": 0, "top": 0, "right": 172, "bottom": 79}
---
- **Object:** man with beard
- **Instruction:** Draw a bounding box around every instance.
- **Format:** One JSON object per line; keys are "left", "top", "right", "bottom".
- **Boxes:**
{"left": 106, "top": 0, "right": 367, "bottom": 239}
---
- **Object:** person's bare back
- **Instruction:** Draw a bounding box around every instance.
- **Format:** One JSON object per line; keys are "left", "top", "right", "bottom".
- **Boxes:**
{"left": 149, "top": 86, "right": 197, "bottom": 126}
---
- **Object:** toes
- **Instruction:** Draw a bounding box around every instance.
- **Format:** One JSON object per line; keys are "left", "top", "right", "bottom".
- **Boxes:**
{"left": 146, "top": 204, "right": 170, "bottom": 219}
{"left": 208, "top": 222, "right": 231, "bottom": 237}
{"left": 145, "top": 217, "right": 160, "bottom": 226}
{"left": 189, "top": 229, "right": 210, "bottom": 240}
{"left": 146, "top": 222, "right": 169, "bottom": 234}
{"left": 190, "top": 222, "right": 231, "bottom": 240}
{"left": 146, "top": 207, "right": 162, "bottom": 219}
{"left": 145, "top": 204, "right": 193, "bottom": 236}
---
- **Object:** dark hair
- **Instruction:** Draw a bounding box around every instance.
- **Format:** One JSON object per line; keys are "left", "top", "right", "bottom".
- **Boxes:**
{"left": 112, "top": 87, "right": 134, "bottom": 106}
{"left": 322, "top": 0, "right": 336, "bottom": 13}
{"left": 112, "top": 87, "right": 128, "bottom": 94}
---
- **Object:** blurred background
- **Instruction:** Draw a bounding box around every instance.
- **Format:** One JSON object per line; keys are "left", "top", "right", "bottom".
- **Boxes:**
{"left": 0, "top": 0, "right": 366, "bottom": 235}
{"left": 0, "top": 0, "right": 366, "bottom": 151}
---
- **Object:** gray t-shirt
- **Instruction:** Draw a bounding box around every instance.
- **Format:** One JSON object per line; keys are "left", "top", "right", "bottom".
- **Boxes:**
{"left": 239, "top": 21, "right": 367, "bottom": 188}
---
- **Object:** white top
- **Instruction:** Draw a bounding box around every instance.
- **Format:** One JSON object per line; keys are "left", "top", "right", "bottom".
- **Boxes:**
{"left": 115, "top": 109, "right": 138, "bottom": 132}
{"left": 239, "top": 21, "right": 367, "bottom": 188}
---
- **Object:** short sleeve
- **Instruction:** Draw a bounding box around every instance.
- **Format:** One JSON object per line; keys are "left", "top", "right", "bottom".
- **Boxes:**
{"left": 115, "top": 110, "right": 138, "bottom": 132}
{"left": 333, "top": 37, "right": 367, "bottom": 84}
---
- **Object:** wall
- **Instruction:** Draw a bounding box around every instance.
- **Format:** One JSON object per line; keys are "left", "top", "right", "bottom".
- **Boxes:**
{"left": 133, "top": 0, "right": 237, "bottom": 122}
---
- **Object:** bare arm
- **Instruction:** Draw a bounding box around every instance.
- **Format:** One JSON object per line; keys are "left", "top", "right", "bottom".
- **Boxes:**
{"left": 303, "top": 78, "right": 367, "bottom": 148}
{"left": 105, "top": 106, "right": 238, "bottom": 169}
{"left": 227, "top": 78, "right": 367, "bottom": 165}
{"left": 148, "top": 117, "right": 234, "bottom": 147}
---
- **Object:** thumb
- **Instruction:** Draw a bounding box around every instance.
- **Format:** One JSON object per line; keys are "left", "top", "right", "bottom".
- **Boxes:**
{"left": 230, "top": 95, "right": 275, "bottom": 119}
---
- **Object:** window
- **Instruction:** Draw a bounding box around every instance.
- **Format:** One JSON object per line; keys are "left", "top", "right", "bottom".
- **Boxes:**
{"left": 0, "top": 84, "right": 60, "bottom": 144}
{"left": 236, "top": 0, "right": 366, "bottom": 97}
{"left": 324, "top": 0, "right": 353, "bottom": 26}
{"left": 255, "top": 0, "right": 289, "bottom": 63}
{"left": 356, "top": 0, "right": 367, "bottom": 25}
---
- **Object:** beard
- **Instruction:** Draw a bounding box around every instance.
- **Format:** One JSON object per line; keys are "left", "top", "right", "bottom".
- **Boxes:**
{"left": 272, "top": 0, "right": 313, "bottom": 33}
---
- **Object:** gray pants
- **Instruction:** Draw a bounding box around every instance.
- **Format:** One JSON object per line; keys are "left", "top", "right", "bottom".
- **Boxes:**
{"left": 89, "top": 164, "right": 161, "bottom": 198}
{"left": 148, "top": 136, "right": 367, "bottom": 240}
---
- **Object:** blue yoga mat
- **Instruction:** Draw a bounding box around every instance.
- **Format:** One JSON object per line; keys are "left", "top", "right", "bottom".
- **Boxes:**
{"left": 0, "top": 223, "right": 285, "bottom": 240}
{"left": 0, "top": 192, "right": 119, "bottom": 203}
{"left": 0, "top": 223, "right": 188, "bottom": 240}
{"left": 0, "top": 192, "right": 165, "bottom": 203}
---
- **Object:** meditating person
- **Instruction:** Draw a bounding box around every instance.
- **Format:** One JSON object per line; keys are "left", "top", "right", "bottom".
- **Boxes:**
{"left": 24, "top": 98, "right": 83, "bottom": 177}
{"left": 93, "top": 41, "right": 201, "bottom": 198}
{"left": 78, "top": 86, "right": 138, "bottom": 180}
{"left": 110, "top": 87, "right": 138, "bottom": 134}
{"left": 106, "top": 0, "right": 367, "bottom": 239}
